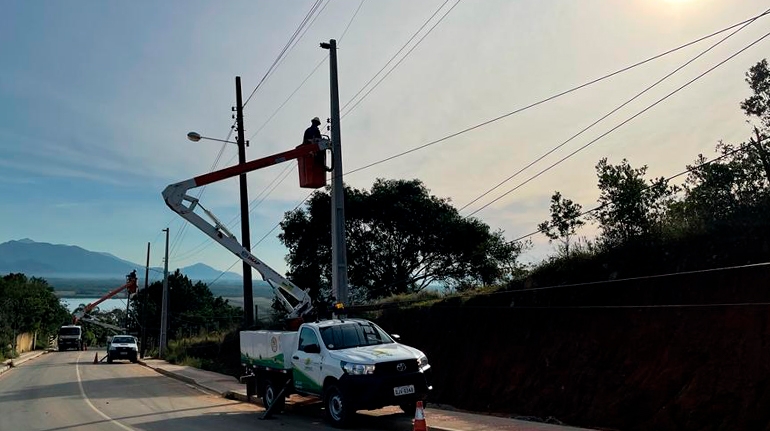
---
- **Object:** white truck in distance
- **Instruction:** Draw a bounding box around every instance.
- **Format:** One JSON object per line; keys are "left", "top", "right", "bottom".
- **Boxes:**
{"left": 240, "top": 318, "right": 432, "bottom": 427}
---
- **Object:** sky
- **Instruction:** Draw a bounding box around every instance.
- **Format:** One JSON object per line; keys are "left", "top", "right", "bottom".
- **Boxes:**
{"left": 1, "top": 0, "right": 768, "bottom": 284}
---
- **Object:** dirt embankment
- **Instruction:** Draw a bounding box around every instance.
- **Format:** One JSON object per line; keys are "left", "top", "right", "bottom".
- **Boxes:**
{"left": 373, "top": 264, "right": 770, "bottom": 431}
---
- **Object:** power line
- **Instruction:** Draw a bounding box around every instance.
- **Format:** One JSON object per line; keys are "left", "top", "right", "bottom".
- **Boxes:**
{"left": 174, "top": 1, "right": 368, "bottom": 264}
{"left": 169, "top": 128, "right": 234, "bottom": 259}
{"left": 345, "top": 261, "right": 770, "bottom": 312}
{"left": 341, "top": 10, "right": 770, "bottom": 177}
{"left": 509, "top": 140, "right": 759, "bottom": 243}
{"left": 340, "top": 0, "right": 461, "bottom": 118}
{"left": 173, "top": 161, "right": 298, "bottom": 263}
{"left": 247, "top": 0, "right": 366, "bottom": 142}
{"left": 465, "top": 29, "right": 770, "bottom": 217}
{"left": 458, "top": 9, "right": 767, "bottom": 212}
{"left": 243, "top": 0, "right": 326, "bottom": 107}
{"left": 207, "top": 190, "right": 315, "bottom": 289}
{"left": 339, "top": 0, "right": 365, "bottom": 42}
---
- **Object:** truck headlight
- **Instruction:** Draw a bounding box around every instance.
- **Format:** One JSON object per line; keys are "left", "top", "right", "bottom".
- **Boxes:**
{"left": 342, "top": 361, "right": 375, "bottom": 375}
{"left": 418, "top": 355, "right": 430, "bottom": 371}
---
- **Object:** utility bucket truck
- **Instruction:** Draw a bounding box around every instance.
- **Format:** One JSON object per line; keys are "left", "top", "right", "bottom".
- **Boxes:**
{"left": 162, "top": 137, "right": 432, "bottom": 427}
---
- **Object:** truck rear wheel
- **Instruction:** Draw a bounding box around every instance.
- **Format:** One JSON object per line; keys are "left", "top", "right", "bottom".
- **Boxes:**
{"left": 262, "top": 379, "right": 285, "bottom": 412}
{"left": 324, "top": 383, "right": 351, "bottom": 428}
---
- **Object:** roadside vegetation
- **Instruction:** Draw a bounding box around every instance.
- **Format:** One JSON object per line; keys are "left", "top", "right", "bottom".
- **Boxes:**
{"left": 0, "top": 273, "right": 70, "bottom": 360}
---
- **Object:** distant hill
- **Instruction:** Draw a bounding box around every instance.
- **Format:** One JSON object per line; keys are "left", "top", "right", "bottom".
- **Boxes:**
{"left": 0, "top": 238, "right": 241, "bottom": 282}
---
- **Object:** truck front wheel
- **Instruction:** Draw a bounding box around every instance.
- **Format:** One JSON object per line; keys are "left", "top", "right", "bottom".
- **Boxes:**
{"left": 262, "top": 379, "right": 285, "bottom": 412}
{"left": 323, "top": 383, "right": 351, "bottom": 428}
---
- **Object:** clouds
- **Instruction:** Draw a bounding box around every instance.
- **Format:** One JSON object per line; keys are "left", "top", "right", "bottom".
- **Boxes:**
{"left": 1, "top": 0, "right": 768, "bottom": 275}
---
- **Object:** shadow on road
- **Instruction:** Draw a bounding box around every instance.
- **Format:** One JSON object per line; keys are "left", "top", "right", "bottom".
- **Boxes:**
{"left": 130, "top": 409, "right": 416, "bottom": 431}
{"left": 32, "top": 402, "right": 240, "bottom": 431}
{"left": 0, "top": 375, "right": 195, "bottom": 404}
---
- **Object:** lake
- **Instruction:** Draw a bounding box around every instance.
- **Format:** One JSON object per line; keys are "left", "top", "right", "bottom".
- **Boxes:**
{"left": 61, "top": 298, "right": 129, "bottom": 313}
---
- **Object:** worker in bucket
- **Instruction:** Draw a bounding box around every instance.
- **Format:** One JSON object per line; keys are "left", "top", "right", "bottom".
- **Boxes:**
{"left": 303, "top": 116, "right": 322, "bottom": 144}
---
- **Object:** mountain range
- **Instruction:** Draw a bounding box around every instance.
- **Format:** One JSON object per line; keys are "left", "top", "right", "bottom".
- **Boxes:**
{"left": 0, "top": 238, "right": 242, "bottom": 283}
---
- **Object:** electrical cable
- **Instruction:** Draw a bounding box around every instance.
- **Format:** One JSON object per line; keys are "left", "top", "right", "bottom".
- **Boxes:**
{"left": 509, "top": 139, "right": 761, "bottom": 243}
{"left": 465, "top": 30, "right": 770, "bottom": 217}
{"left": 340, "top": 10, "right": 770, "bottom": 177}
{"left": 340, "top": 0, "right": 460, "bottom": 118}
{"left": 459, "top": 9, "right": 768, "bottom": 212}
{"left": 247, "top": 0, "right": 366, "bottom": 142}
{"left": 243, "top": 0, "right": 325, "bottom": 107}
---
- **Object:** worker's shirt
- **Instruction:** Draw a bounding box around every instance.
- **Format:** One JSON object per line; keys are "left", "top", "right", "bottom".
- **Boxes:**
{"left": 303, "top": 125, "right": 321, "bottom": 143}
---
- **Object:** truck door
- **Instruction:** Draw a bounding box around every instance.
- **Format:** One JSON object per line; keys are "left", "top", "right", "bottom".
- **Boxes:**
{"left": 291, "top": 327, "right": 323, "bottom": 395}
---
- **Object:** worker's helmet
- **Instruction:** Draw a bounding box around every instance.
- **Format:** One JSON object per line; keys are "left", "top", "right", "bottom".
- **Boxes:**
{"left": 311, "top": 117, "right": 321, "bottom": 124}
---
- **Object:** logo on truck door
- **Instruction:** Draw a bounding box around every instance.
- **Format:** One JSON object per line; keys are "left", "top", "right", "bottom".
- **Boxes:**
{"left": 271, "top": 337, "right": 278, "bottom": 353}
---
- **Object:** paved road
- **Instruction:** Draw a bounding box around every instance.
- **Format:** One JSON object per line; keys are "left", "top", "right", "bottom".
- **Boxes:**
{"left": 0, "top": 350, "right": 416, "bottom": 431}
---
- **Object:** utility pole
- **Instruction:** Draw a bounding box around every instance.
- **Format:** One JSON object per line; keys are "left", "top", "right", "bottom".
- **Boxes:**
{"left": 321, "top": 39, "right": 349, "bottom": 311}
{"left": 159, "top": 228, "right": 169, "bottom": 357}
{"left": 235, "top": 76, "right": 254, "bottom": 328}
{"left": 140, "top": 242, "right": 150, "bottom": 358}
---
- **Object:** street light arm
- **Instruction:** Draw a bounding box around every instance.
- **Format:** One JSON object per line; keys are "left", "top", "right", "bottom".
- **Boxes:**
{"left": 187, "top": 131, "right": 237, "bottom": 145}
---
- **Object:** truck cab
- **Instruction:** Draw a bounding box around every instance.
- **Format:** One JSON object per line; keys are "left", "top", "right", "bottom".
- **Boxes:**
{"left": 58, "top": 325, "right": 83, "bottom": 351}
{"left": 241, "top": 318, "right": 432, "bottom": 427}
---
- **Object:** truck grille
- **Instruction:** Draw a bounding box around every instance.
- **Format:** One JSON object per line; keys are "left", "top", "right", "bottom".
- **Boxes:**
{"left": 375, "top": 359, "right": 418, "bottom": 375}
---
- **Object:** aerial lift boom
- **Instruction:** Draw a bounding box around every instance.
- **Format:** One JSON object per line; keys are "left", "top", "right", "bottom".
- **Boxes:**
{"left": 72, "top": 271, "right": 138, "bottom": 324}
{"left": 162, "top": 138, "right": 330, "bottom": 320}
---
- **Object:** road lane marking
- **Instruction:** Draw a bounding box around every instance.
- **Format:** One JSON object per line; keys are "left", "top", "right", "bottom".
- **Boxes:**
{"left": 76, "top": 353, "right": 136, "bottom": 431}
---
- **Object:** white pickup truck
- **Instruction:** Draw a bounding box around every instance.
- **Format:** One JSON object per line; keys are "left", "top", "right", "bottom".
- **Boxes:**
{"left": 241, "top": 318, "right": 432, "bottom": 427}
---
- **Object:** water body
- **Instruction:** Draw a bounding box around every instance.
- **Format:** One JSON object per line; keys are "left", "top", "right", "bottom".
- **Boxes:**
{"left": 60, "top": 298, "right": 128, "bottom": 313}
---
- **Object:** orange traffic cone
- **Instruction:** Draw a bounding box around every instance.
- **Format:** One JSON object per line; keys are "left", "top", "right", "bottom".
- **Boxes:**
{"left": 413, "top": 400, "right": 427, "bottom": 431}
{"left": 93, "top": 352, "right": 99, "bottom": 364}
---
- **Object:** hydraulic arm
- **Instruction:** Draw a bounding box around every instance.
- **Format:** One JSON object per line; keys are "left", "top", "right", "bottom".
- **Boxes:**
{"left": 162, "top": 138, "right": 330, "bottom": 320}
{"left": 72, "top": 271, "right": 138, "bottom": 324}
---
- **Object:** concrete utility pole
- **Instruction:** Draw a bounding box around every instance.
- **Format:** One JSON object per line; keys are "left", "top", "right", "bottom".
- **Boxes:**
{"left": 235, "top": 76, "right": 254, "bottom": 328}
{"left": 140, "top": 242, "right": 150, "bottom": 358}
{"left": 321, "top": 39, "right": 349, "bottom": 310}
{"left": 159, "top": 228, "right": 169, "bottom": 357}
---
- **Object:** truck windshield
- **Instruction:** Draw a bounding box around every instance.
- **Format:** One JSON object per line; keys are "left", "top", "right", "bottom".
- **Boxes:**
{"left": 112, "top": 337, "right": 135, "bottom": 344}
{"left": 59, "top": 328, "right": 80, "bottom": 336}
{"left": 319, "top": 321, "right": 394, "bottom": 350}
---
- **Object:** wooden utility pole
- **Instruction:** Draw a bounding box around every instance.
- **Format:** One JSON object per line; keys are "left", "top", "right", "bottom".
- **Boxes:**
{"left": 235, "top": 76, "right": 254, "bottom": 328}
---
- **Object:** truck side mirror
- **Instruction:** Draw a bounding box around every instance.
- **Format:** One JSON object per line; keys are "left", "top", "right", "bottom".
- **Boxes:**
{"left": 303, "top": 344, "right": 321, "bottom": 354}
{"left": 391, "top": 334, "right": 401, "bottom": 341}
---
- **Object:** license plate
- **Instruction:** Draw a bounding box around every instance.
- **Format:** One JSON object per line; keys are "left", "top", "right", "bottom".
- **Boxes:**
{"left": 120, "top": 351, "right": 127, "bottom": 355}
{"left": 393, "top": 385, "right": 415, "bottom": 396}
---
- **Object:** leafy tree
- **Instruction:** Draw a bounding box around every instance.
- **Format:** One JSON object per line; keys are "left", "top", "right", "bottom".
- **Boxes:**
{"left": 280, "top": 178, "right": 526, "bottom": 302}
{"left": 0, "top": 273, "right": 70, "bottom": 358}
{"left": 739, "top": 59, "right": 770, "bottom": 183}
{"left": 130, "top": 270, "right": 241, "bottom": 345}
{"left": 538, "top": 191, "right": 585, "bottom": 255}
{"left": 592, "top": 158, "right": 677, "bottom": 245}
{"left": 741, "top": 58, "right": 770, "bottom": 130}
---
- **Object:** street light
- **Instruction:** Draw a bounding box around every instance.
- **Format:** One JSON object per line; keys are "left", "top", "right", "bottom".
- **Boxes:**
{"left": 187, "top": 131, "right": 238, "bottom": 145}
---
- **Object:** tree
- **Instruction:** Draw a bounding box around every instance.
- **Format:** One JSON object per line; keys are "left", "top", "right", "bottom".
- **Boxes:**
{"left": 741, "top": 59, "right": 770, "bottom": 130}
{"left": 279, "top": 178, "right": 526, "bottom": 302}
{"left": 0, "top": 273, "right": 70, "bottom": 358}
{"left": 740, "top": 59, "right": 770, "bottom": 183}
{"left": 538, "top": 191, "right": 585, "bottom": 256}
{"left": 592, "top": 158, "right": 677, "bottom": 245}
{"left": 130, "top": 270, "right": 241, "bottom": 345}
